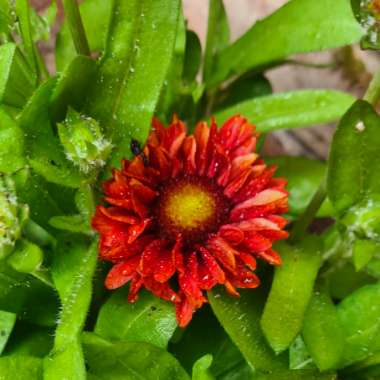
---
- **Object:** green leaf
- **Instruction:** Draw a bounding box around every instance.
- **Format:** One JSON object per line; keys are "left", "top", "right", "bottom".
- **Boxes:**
{"left": 261, "top": 237, "right": 322, "bottom": 354}
{"left": 0, "top": 43, "right": 36, "bottom": 108}
{"left": 55, "top": 0, "right": 112, "bottom": 71}
{"left": 302, "top": 291, "right": 345, "bottom": 371}
{"left": 82, "top": 332, "right": 190, "bottom": 380}
{"left": 44, "top": 239, "right": 98, "bottom": 380}
{"left": 0, "top": 355, "right": 43, "bottom": 379}
{"left": 214, "top": 74, "right": 272, "bottom": 112}
{"left": 19, "top": 78, "right": 84, "bottom": 188}
{"left": 0, "top": 107, "right": 25, "bottom": 173}
{"left": 203, "top": 0, "right": 229, "bottom": 82}
{"left": 170, "top": 306, "right": 250, "bottom": 377}
{"left": 267, "top": 157, "right": 333, "bottom": 217}
{"left": 0, "top": 261, "right": 56, "bottom": 327}
{"left": 156, "top": 9, "right": 186, "bottom": 122}
{"left": 85, "top": 0, "right": 180, "bottom": 167}
{"left": 0, "top": 0, "right": 11, "bottom": 36}
{"left": 337, "top": 283, "right": 380, "bottom": 367}
{"left": 325, "top": 261, "right": 377, "bottom": 300}
{"left": 365, "top": 255, "right": 380, "bottom": 278}
{"left": 183, "top": 30, "right": 202, "bottom": 83}
{"left": 289, "top": 335, "right": 315, "bottom": 370}
{"left": 50, "top": 55, "right": 97, "bottom": 122}
{"left": 210, "top": 0, "right": 363, "bottom": 86}
{"left": 327, "top": 100, "right": 380, "bottom": 215}
{"left": 13, "top": 169, "right": 62, "bottom": 231}
{"left": 214, "top": 90, "right": 355, "bottom": 133}
{"left": 7, "top": 239, "right": 43, "bottom": 274}
{"left": 208, "top": 287, "right": 287, "bottom": 372}
{"left": 0, "top": 310, "right": 16, "bottom": 354}
{"left": 15, "top": 0, "right": 40, "bottom": 78}
{"left": 353, "top": 239, "right": 378, "bottom": 271}
{"left": 5, "top": 324, "right": 53, "bottom": 358}
{"left": 192, "top": 355, "right": 215, "bottom": 380}
{"left": 253, "top": 369, "right": 337, "bottom": 380}
{"left": 95, "top": 288, "right": 177, "bottom": 349}
{"left": 49, "top": 215, "right": 90, "bottom": 234}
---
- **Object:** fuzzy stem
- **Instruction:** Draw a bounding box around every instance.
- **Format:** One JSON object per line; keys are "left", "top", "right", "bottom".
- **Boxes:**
{"left": 290, "top": 176, "right": 327, "bottom": 243}
{"left": 62, "top": 0, "right": 90, "bottom": 56}
{"left": 364, "top": 68, "right": 380, "bottom": 106}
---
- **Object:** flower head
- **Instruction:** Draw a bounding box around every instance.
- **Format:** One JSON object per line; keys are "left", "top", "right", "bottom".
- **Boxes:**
{"left": 92, "top": 115, "right": 288, "bottom": 327}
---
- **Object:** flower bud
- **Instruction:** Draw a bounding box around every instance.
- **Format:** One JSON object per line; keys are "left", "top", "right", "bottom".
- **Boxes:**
{"left": 0, "top": 174, "right": 29, "bottom": 259}
{"left": 58, "top": 108, "right": 112, "bottom": 173}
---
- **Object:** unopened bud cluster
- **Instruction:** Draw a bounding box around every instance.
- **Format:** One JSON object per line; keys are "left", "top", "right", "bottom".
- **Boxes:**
{"left": 58, "top": 108, "right": 112, "bottom": 174}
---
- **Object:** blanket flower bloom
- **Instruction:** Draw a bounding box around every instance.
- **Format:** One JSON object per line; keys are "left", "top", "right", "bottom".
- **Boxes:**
{"left": 92, "top": 115, "right": 289, "bottom": 327}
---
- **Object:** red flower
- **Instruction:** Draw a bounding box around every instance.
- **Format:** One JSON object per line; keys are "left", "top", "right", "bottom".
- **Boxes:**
{"left": 92, "top": 115, "right": 288, "bottom": 327}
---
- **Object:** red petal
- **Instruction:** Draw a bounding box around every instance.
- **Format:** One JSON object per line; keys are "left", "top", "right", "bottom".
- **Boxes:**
{"left": 128, "top": 274, "right": 144, "bottom": 302}
{"left": 127, "top": 218, "right": 151, "bottom": 244}
{"left": 129, "top": 178, "right": 157, "bottom": 203}
{"left": 178, "top": 252, "right": 206, "bottom": 308}
{"left": 105, "top": 255, "right": 140, "bottom": 289}
{"left": 172, "top": 236, "right": 185, "bottom": 273}
{"left": 104, "top": 196, "right": 133, "bottom": 210}
{"left": 140, "top": 240, "right": 175, "bottom": 282}
{"left": 234, "top": 217, "right": 281, "bottom": 232}
{"left": 260, "top": 229, "right": 289, "bottom": 241}
{"left": 103, "top": 169, "right": 130, "bottom": 198}
{"left": 239, "top": 252, "right": 257, "bottom": 270}
{"left": 229, "top": 153, "right": 258, "bottom": 180}
{"left": 233, "top": 166, "right": 276, "bottom": 203}
{"left": 98, "top": 206, "right": 139, "bottom": 225}
{"left": 218, "top": 116, "right": 256, "bottom": 153}
{"left": 224, "top": 168, "right": 252, "bottom": 199}
{"left": 150, "top": 117, "right": 166, "bottom": 146}
{"left": 267, "top": 215, "right": 288, "bottom": 229}
{"left": 144, "top": 277, "right": 179, "bottom": 302}
{"left": 148, "top": 146, "right": 171, "bottom": 180}
{"left": 162, "top": 116, "right": 186, "bottom": 158}
{"left": 92, "top": 207, "right": 136, "bottom": 261}
{"left": 198, "top": 247, "right": 225, "bottom": 287}
{"left": 194, "top": 121, "right": 210, "bottom": 175}
{"left": 243, "top": 231, "right": 273, "bottom": 253}
{"left": 229, "top": 262, "right": 260, "bottom": 289}
{"left": 258, "top": 249, "right": 282, "bottom": 266}
{"left": 183, "top": 136, "right": 197, "bottom": 175}
{"left": 123, "top": 155, "right": 159, "bottom": 186}
{"left": 206, "top": 237, "right": 237, "bottom": 273}
{"left": 176, "top": 295, "right": 194, "bottom": 328}
{"left": 218, "top": 225, "right": 244, "bottom": 245}
{"left": 224, "top": 280, "right": 240, "bottom": 297}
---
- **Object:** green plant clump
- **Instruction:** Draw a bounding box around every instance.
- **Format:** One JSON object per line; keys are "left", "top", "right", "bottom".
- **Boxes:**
{"left": 0, "top": 0, "right": 378, "bottom": 379}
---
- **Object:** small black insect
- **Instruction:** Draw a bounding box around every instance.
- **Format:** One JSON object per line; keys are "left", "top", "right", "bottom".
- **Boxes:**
{"left": 130, "top": 138, "right": 149, "bottom": 166}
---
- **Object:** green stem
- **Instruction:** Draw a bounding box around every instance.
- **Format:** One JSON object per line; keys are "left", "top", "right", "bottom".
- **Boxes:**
{"left": 364, "top": 68, "right": 380, "bottom": 106}
{"left": 23, "top": 220, "right": 56, "bottom": 247}
{"left": 290, "top": 176, "right": 327, "bottom": 243}
{"left": 62, "top": 0, "right": 90, "bottom": 56}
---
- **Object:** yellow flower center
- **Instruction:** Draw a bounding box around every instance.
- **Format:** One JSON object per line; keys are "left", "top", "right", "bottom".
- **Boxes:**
{"left": 165, "top": 184, "right": 216, "bottom": 229}
{"left": 156, "top": 176, "right": 231, "bottom": 245}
